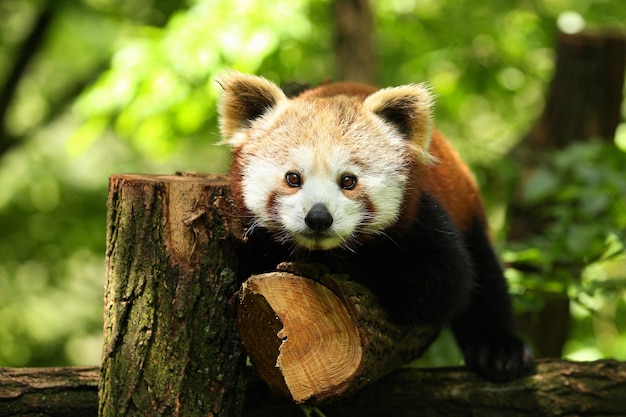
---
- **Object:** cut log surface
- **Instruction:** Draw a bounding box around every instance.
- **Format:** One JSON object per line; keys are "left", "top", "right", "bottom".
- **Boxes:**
{"left": 237, "top": 262, "right": 440, "bottom": 405}
{"left": 238, "top": 269, "right": 362, "bottom": 403}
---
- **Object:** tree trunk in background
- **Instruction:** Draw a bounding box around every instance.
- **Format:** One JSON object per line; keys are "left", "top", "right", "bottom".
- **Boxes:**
{"left": 507, "top": 30, "right": 626, "bottom": 357}
{"left": 100, "top": 173, "right": 247, "bottom": 417}
{"left": 0, "top": 3, "right": 54, "bottom": 155}
{"left": 333, "top": 0, "right": 376, "bottom": 83}
{"left": 521, "top": 30, "right": 626, "bottom": 150}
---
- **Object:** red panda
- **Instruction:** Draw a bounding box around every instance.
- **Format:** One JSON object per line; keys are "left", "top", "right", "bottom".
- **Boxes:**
{"left": 218, "top": 71, "right": 535, "bottom": 382}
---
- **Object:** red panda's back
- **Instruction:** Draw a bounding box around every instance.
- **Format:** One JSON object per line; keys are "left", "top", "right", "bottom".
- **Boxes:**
{"left": 420, "top": 131, "right": 485, "bottom": 233}
{"left": 300, "top": 82, "right": 486, "bottom": 234}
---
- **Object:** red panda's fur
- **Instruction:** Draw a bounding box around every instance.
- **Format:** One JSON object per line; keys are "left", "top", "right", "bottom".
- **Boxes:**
{"left": 217, "top": 72, "right": 535, "bottom": 384}
{"left": 298, "top": 81, "right": 484, "bottom": 235}
{"left": 414, "top": 130, "right": 485, "bottom": 233}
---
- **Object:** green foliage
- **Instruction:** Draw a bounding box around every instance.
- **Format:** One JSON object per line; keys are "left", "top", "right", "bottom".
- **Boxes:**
{"left": 0, "top": 0, "right": 624, "bottom": 367}
{"left": 521, "top": 143, "right": 626, "bottom": 264}
{"left": 73, "top": 0, "right": 328, "bottom": 168}
{"left": 504, "top": 142, "right": 626, "bottom": 359}
{"left": 0, "top": 134, "right": 107, "bottom": 365}
{"left": 374, "top": 0, "right": 553, "bottom": 165}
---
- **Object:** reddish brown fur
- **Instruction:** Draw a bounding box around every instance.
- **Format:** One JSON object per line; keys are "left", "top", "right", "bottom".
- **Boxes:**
{"left": 299, "top": 81, "right": 379, "bottom": 99}
{"left": 220, "top": 74, "right": 535, "bottom": 383}
{"left": 223, "top": 75, "right": 484, "bottom": 237}
{"left": 414, "top": 130, "right": 484, "bottom": 233}
{"left": 298, "top": 83, "right": 484, "bottom": 235}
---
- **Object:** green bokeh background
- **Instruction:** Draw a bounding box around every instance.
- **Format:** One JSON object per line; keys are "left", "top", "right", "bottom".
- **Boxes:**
{"left": 0, "top": 0, "right": 624, "bottom": 367}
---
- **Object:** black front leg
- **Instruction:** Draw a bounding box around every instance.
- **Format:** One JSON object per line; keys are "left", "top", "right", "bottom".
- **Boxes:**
{"left": 451, "top": 218, "right": 535, "bottom": 382}
{"left": 336, "top": 194, "right": 475, "bottom": 328}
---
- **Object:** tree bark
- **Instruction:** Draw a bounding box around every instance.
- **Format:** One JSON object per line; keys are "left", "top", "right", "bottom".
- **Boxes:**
{"left": 237, "top": 262, "right": 439, "bottom": 404}
{"left": 3, "top": 360, "right": 626, "bottom": 417}
{"left": 0, "top": 366, "right": 98, "bottom": 417}
{"left": 100, "top": 173, "right": 247, "bottom": 417}
{"left": 333, "top": 0, "right": 376, "bottom": 83}
{"left": 507, "top": 29, "right": 626, "bottom": 357}
{"left": 305, "top": 359, "right": 626, "bottom": 417}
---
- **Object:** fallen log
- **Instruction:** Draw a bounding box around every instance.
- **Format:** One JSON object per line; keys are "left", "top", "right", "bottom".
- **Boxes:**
{"left": 0, "top": 366, "right": 98, "bottom": 417}
{"left": 237, "top": 262, "right": 439, "bottom": 404}
{"left": 2, "top": 360, "right": 626, "bottom": 417}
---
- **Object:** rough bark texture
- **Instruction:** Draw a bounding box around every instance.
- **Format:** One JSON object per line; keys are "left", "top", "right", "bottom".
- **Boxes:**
{"left": 237, "top": 262, "right": 439, "bottom": 404}
{"left": 3, "top": 360, "right": 626, "bottom": 417}
{"left": 315, "top": 359, "right": 626, "bottom": 417}
{"left": 100, "top": 173, "right": 247, "bottom": 417}
{"left": 507, "top": 29, "right": 626, "bottom": 357}
{"left": 333, "top": 0, "right": 376, "bottom": 83}
{"left": 0, "top": 366, "right": 98, "bottom": 417}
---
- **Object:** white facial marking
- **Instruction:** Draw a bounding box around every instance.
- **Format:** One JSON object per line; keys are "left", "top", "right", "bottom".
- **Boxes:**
{"left": 238, "top": 97, "right": 411, "bottom": 251}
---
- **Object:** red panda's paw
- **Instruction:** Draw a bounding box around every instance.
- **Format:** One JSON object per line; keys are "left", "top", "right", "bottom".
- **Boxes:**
{"left": 463, "top": 336, "right": 536, "bottom": 382}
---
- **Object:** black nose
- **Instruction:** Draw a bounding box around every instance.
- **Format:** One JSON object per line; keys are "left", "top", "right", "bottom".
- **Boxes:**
{"left": 305, "top": 204, "right": 333, "bottom": 232}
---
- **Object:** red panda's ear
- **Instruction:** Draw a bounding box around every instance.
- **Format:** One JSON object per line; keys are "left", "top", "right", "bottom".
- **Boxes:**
{"left": 217, "top": 72, "right": 287, "bottom": 146}
{"left": 363, "top": 84, "right": 435, "bottom": 163}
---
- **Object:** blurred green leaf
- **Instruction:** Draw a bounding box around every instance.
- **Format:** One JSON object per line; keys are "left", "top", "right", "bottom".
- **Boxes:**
{"left": 0, "top": 0, "right": 624, "bottom": 368}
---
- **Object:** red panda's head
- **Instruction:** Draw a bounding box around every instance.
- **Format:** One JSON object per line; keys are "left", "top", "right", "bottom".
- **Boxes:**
{"left": 218, "top": 72, "right": 434, "bottom": 251}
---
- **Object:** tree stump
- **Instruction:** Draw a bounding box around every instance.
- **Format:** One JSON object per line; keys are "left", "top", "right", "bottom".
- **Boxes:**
{"left": 237, "top": 262, "right": 440, "bottom": 404}
{"left": 100, "top": 173, "right": 247, "bottom": 417}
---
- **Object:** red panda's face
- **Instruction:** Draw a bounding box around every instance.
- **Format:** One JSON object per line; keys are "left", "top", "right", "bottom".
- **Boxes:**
{"left": 235, "top": 102, "right": 410, "bottom": 250}
{"left": 218, "top": 72, "right": 434, "bottom": 251}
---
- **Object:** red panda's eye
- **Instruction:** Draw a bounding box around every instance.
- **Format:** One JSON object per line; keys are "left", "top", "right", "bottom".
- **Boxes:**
{"left": 340, "top": 174, "right": 357, "bottom": 190}
{"left": 285, "top": 172, "right": 302, "bottom": 187}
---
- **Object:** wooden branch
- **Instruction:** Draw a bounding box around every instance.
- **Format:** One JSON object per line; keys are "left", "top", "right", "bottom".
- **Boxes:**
{"left": 0, "top": 366, "right": 98, "bottom": 417}
{"left": 3, "top": 360, "right": 625, "bottom": 417}
{"left": 237, "top": 263, "right": 439, "bottom": 404}
{"left": 100, "top": 173, "right": 247, "bottom": 417}
{"left": 289, "top": 359, "right": 626, "bottom": 417}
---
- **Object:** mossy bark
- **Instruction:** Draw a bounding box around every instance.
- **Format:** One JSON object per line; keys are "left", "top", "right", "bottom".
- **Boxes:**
{"left": 100, "top": 173, "right": 246, "bottom": 417}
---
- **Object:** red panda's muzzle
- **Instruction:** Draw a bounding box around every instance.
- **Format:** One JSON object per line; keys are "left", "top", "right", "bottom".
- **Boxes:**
{"left": 304, "top": 203, "right": 334, "bottom": 232}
